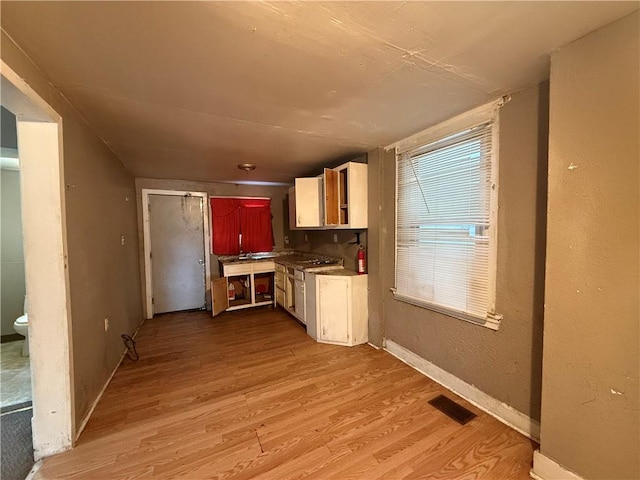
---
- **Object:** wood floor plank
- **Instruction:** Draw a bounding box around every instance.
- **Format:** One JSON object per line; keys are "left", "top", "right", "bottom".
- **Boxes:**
{"left": 33, "top": 309, "right": 536, "bottom": 479}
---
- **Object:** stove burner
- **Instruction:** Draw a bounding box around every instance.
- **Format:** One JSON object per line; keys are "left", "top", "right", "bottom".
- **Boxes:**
{"left": 308, "top": 259, "right": 337, "bottom": 265}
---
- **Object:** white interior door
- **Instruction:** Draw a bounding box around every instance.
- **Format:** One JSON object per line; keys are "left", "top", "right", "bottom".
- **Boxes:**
{"left": 149, "top": 194, "right": 206, "bottom": 314}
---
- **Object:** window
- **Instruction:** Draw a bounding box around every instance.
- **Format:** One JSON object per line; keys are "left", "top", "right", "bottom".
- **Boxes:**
{"left": 210, "top": 197, "right": 273, "bottom": 255}
{"left": 391, "top": 100, "right": 505, "bottom": 329}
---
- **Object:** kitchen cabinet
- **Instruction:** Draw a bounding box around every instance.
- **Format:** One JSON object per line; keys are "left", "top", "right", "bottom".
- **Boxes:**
{"left": 275, "top": 263, "right": 286, "bottom": 304}
{"left": 294, "top": 269, "right": 305, "bottom": 324}
{"left": 275, "top": 263, "right": 294, "bottom": 314}
{"left": 305, "top": 270, "right": 368, "bottom": 346}
{"left": 275, "top": 287, "right": 285, "bottom": 307}
{"left": 290, "top": 161, "right": 368, "bottom": 230}
{"left": 329, "top": 162, "right": 368, "bottom": 229}
{"left": 284, "top": 266, "right": 298, "bottom": 319}
{"left": 323, "top": 168, "right": 339, "bottom": 226}
{"left": 275, "top": 258, "right": 343, "bottom": 324}
{"left": 214, "top": 260, "right": 276, "bottom": 313}
{"left": 289, "top": 177, "right": 323, "bottom": 229}
{"left": 211, "top": 277, "right": 229, "bottom": 317}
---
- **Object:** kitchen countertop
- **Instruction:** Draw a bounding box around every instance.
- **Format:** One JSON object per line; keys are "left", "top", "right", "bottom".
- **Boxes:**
{"left": 218, "top": 251, "right": 344, "bottom": 272}
{"left": 309, "top": 268, "right": 362, "bottom": 276}
{"left": 218, "top": 250, "right": 292, "bottom": 265}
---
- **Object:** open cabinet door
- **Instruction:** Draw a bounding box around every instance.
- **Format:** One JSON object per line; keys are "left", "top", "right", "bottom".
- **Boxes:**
{"left": 324, "top": 168, "right": 339, "bottom": 226}
{"left": 211, "top": 277, "right": 229, "bottom": 317}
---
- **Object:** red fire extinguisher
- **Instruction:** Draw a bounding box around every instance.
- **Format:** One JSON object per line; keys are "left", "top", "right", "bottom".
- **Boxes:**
{"left": 357, "top": 245, "right": 366, "bottom": 274}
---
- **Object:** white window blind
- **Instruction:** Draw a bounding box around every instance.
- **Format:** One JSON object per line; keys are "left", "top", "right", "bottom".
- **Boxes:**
{"left": 393, "top": 115, "right": 502, "bottom": 329}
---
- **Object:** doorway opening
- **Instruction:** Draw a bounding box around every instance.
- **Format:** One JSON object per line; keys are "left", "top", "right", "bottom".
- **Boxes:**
{"left": 1, "top": 106, "right": 30, "bottom": 410}
{"left": 1, "top": 61, "right": 75, "bottom": 460}
{"left": 0, "top": 105, "right": 34, "bottom": 480}
{"left": 141, "top": 189, "right": 211, "bottom": 319}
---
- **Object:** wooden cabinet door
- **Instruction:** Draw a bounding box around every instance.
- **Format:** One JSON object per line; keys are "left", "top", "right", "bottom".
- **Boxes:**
{"left": 304, "top": 273, "right": 318, "bottom": 340}
{"left": 211, "top": 277, "right": 229, "bottom": 317}
{"left": 317, "top": 275, "right": 349, "bottom": 343}
{"left": 288, "top": 186, "right": 297, "bottom": 229}
{"left": 294, "top": 279, "right": 305, "bottom": 324}
{"left": 324, "top": 168, "right": 339, "bottom": 226}
{"left": 275, "top": 287, "right": 285, "bottom": 307}
{"left": 294, "top": 177, "right": 323, "bottom": 227}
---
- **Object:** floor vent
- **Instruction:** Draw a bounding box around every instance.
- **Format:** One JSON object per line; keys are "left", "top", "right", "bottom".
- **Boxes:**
{"left": 428, "top": 394, "right": 476, "bottom": 425}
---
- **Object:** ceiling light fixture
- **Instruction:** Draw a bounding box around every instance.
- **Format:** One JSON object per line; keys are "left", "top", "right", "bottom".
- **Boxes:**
{"left": 237, "top": 163, "right": 256, "bottom": 173}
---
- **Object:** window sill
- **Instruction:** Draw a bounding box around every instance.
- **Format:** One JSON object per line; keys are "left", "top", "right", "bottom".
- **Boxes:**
{"left": 390, "top": 289, "right": 502, "bottom": 331}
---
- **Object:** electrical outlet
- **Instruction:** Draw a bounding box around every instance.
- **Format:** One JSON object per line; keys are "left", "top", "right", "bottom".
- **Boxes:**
{"left": 304, "top": 234, "right": 308, "bottom": 242}
{"left": 104, "top": 317, "right": 109, "bottom": 332}
{"left": 333, "top": 233, "right": 338, "bottom": 243}
{"left": 284, "top": 235, "right": 289, "bottom": 245}
{"left": 120, "top": 235, "right": 125, "bottom": 246}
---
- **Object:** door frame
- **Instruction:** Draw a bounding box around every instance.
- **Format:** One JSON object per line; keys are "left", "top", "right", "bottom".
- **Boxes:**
{"left": 1, "top": 61, "right": 75, "bottom": 458}
{"left": 141, "top": 189, "right": 211, "bottom": 319}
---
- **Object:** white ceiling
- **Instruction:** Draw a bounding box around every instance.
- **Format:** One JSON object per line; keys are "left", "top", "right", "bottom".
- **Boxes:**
{"left": 1, "top": 1, "right": 637, "bottom": 184}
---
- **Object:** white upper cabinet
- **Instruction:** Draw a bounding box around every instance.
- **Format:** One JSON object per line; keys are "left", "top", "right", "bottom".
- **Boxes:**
{"left": 332, "top": 162, "right": 368, "bottom": 229}
{"left": 290, "top": 161, "right": 368, "bottom": 230}
{"left": 323, "top": 168, "right": 339, "bottom": 227}
{"left": 289, "top": 177, "right": 323, "bottom": 229}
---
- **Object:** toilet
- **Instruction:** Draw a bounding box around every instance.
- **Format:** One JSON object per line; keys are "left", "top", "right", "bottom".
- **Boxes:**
{"left": 13, "top": 296, "right": 29, "bottom": 357}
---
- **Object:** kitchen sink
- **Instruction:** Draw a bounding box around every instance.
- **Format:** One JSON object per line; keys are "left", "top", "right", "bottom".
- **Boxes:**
{"left": 235, "top": 253, "right": 276, "bottom": 261}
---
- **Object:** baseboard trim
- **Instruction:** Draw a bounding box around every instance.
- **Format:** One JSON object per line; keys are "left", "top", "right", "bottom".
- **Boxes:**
{"left": 384, "top": 339, "right": 540, "bottom": 442}
{"left": 25, "top": 460, "right": 42, "bottom": 480}
{"left": 531, "top": 450, "right": 583, "bottom": 480}
{"left": 74, "top": 319, "right": 145, "bottom": 441}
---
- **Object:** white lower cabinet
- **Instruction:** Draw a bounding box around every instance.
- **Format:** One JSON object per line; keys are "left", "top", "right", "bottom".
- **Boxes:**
{"left": 305, "top": 271, "right": 368, "bottom": 346}
{"left": 275, "top": 287, "right": 285, "bottom": 307}
{"left": 294, "top": 268, "right": 306, "bottom": 324}
{"left": 275, "top": 264, "right": 286, "bottom": 308}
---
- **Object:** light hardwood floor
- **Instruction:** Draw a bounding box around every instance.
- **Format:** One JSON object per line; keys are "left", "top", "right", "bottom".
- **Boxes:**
{"left": 34, "top": 308, "right": 536, "bottom": 479}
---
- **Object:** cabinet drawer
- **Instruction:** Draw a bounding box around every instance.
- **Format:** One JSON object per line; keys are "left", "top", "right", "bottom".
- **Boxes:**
{"left": 275, "top": 263, "right": 286, "bottom": 273}
{"left": 275, "top": 287, "right": 285, "bottom": 306}
{"left": 224, "top": 264, "right": 252, "bottom": 277}
{"left": 294, "top": 269, "right": 305, "bottom": 281}
{"left": 253, "top": 261, "right": 275, "bottom": 274}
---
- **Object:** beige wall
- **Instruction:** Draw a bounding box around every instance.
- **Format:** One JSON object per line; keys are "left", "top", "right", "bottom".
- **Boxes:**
{"left": 370, "top": 83, "right": 549, "bottom": 420}
{"left": 540, "top": 12, "right": 639, "bottom": 479}
{"left": 135, "top": 178, "right": 289, "bottom": 314}
{"left": 1, "top": 168, "right": 26, "bottom": 336}
{"left": 1, "top": 31, "right": 143, "bottom": 428}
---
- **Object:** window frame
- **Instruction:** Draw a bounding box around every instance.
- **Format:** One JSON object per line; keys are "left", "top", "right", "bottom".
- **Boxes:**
{"left": 389, "top": 98, "right": 507, "bottom": 330}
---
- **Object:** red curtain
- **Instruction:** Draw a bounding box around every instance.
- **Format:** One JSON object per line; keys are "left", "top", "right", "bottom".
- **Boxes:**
{"left": 210, "top": 197, "right": 273, "bottom": 255}
{"left": 239, "top": 198, "right": 273, "bottom": 253}
{"left": 210, "top": 198, "right": 241, "bottom": 255}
